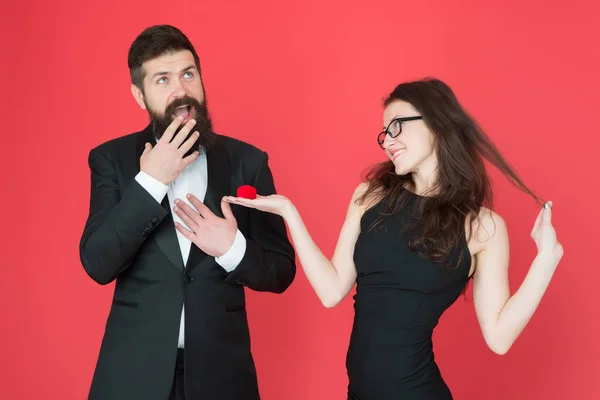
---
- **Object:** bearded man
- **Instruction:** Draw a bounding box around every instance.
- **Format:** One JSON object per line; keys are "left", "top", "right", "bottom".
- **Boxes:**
{"left": 79, "top": 24, "right": 296, "bottom": 400}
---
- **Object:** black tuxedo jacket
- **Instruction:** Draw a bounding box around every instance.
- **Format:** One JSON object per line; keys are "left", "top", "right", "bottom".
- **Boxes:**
{"left": 79, "top": 125, "right": 296, "bottom": 400}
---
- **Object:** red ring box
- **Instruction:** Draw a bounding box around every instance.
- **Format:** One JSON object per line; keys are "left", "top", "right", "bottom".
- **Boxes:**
{"left": 237, "top": 185, "right": 257, "bottom": 199}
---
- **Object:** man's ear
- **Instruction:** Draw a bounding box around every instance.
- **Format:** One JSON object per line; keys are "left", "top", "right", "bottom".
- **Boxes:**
{"left": 131, "top": 84, "right": 147, "bottom": 110}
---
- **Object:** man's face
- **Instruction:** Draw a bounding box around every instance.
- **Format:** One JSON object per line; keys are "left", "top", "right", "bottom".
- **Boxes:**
{"left": 132, "top": 50, "right": 214, "bottom": 149}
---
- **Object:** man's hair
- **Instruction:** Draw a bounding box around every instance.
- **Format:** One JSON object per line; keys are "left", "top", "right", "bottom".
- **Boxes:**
{"left": 128, "top": 25, "right": 201, "bottom": 90}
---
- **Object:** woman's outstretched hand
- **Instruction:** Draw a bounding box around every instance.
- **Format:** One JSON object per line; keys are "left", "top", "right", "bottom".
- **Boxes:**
{"left": 223, "top": 194, "right": 293, "bottom": 218}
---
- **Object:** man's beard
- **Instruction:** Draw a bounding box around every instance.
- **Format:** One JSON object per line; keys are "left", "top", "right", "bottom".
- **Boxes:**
{"left": 147, "top": 95, "right": 216, "bottom": 156}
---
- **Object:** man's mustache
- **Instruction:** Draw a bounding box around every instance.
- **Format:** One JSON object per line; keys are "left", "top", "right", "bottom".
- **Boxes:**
{"left": 164, "top": 97, "right": 202, "bottom": 116}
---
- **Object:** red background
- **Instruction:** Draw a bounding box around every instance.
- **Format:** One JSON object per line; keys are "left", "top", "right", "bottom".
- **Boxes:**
{"left": 2, "top": 0, "right": 599, "bottom": 399}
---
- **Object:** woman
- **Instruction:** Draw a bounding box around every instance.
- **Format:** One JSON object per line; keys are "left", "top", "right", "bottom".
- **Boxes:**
{"left": 176, "top": 78, "right": 564, "bottom": 399}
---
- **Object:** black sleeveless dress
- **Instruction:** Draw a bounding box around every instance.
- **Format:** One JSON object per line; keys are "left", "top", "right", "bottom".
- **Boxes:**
{"left": 347, "top": 191, "right": 471, "bottom": 399}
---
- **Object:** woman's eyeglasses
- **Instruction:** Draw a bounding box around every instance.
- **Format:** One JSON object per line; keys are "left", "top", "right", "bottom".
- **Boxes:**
{"left": 377, "top": 116, "right": 423, "bottom": 149}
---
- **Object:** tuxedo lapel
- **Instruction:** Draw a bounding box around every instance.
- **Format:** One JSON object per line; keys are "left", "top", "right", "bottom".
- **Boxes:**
{"left": 186, "top": 138, "right": 231, "bottom": 272}
{"left": 135, "top": 125, "right": 185, "bottom": 273}
{"left": 202, "top": 139, "right": 230, "bottom": 219}
{"left": 154, "top": 197, "right": 186, "bottom": 273}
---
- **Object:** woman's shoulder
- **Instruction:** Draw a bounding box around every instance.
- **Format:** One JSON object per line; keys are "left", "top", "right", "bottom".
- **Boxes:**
{"left": 351, "top": 181, "right": 384, "bottom": 214}
{"left": 467, "top": 206, "right": 508, "bottom": 253}
{"left": 352, "top": 181, "right": 370, "bottom": 199}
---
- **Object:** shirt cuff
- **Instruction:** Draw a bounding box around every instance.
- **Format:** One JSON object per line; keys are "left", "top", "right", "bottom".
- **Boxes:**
{"left": 135, "top": 171, "right": 169, "bottom": 203}
{"left": 215, "top": 229, "right": 247, "bottom": 272}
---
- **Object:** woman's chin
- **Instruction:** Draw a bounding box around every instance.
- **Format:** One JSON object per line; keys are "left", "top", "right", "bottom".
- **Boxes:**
{"left": 393, "top": 162, "right": 407, "bottom": 176}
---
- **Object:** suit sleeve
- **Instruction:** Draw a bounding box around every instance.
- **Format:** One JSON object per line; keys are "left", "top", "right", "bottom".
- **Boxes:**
{"left": 79, "top": 148, "right": 169, "bottom": 285}
{"left": 224, "top": 152, "right": 296, "bottom": 293}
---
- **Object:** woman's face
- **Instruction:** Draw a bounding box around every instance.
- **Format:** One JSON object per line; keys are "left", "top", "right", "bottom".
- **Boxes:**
{"left": 381, "top": 100, "right": 437, "bottom": 176}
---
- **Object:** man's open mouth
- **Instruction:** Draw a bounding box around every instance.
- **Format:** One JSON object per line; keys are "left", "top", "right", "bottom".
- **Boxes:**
{"left": 172, "top": 104, "right": 192, "bottom": 120}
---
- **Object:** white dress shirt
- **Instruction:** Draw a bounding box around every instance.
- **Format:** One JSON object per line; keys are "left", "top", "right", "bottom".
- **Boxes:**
{"left": 134, "top": 151, "right": 247, "bottom": 348}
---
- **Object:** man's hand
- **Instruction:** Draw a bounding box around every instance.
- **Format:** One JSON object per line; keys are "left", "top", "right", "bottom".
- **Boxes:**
{"left": 173, "top": 194, "right": 238, "bottom": 257}
{"left": 140, "top": 117, "right": 200, "bottom": 185}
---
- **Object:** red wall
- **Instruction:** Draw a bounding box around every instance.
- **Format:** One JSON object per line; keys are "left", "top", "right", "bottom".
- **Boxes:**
{"left": 2, "top": 1, "right": 598, "bottom": 398}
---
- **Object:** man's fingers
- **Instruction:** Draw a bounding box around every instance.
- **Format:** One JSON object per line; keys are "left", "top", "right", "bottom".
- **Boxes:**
{"left": 171, "top": 119, "right": 197, "bottom": 148}
{"left": 175, "top": 221, "right": 195, "bottom": 240}
{"left": 159, "top": 116, "right": 184, "bottom": 144}
{"left": 142, "top": 142, "right": 152, "bottom": 157}
{"left": 186, "top": 194, "right": 213, "bottom": 218}
{"left": 221, "top": 198, "right": 235, "bottom": 221}
{"left": 182, "top": 151, "right": 200, "bottom": 168}
{"left": 178, "top": 131, "right": 200, "bottom": 156}
{"left": 174, "top": 201, "right": 202, "bottom": 231}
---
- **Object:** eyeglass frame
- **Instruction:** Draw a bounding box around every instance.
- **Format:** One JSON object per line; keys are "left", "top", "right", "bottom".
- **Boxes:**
{"left": 377, "top": 116, "right": 423, "bottom": 149}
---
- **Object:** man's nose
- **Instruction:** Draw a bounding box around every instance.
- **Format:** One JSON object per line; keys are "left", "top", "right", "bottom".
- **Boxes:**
{"left": 171, "top": 79, "right": 187, "bottom": 98}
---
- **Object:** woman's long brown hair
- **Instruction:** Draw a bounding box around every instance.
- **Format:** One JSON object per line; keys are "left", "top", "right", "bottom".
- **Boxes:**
{"left": 357, "top": 78, "right": 542, "bottom": 270}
